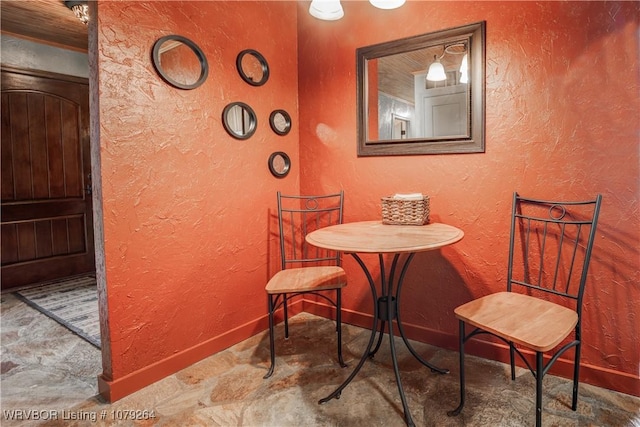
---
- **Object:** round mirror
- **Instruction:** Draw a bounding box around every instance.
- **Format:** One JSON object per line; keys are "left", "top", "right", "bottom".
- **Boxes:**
{"left": 222, "top": 102, "right": 257, "bottom": 140}
{"left": 152, "top": 35, "right": 208, "bottom": 90}
{"left": 269, "top": 110, "right": 292, "bottom": 136}
{"left": 236, "top": 49, "right": 269, "bottom": 86}
{"left": 268, "top": 152, "right": 291, "bottom": 178}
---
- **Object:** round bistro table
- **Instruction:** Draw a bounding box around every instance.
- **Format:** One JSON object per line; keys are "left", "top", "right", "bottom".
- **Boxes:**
{"left": 306, "top": 220, "right": 464, "bottom": 427}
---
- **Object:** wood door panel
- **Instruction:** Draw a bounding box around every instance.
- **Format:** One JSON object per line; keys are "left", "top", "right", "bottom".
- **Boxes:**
{"left": 16, "top": 222, "right": 37, "bottom": 261}
{"left": 1, "top": 68, "right": 94, "bottom": 289}
{"left": 29, "top": 94, "right": 50, "bottom": 199}
{"left": 46, "top": 97, "right": 66, "bottom": 197}
{"left": 35, "top": 221, "right": 54, "bottom": 258}
{"left": 2, "top": 94, "right": 84, "bottom": 201}
{"left": 1, "top": 225, "right": 19, "bottom": 264}
{"left": 2, "top": 216, "right": 87, "bottom": 264}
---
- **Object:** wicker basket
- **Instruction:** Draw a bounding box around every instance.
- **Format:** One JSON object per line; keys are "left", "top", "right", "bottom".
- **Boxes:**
{"left": 381, "top": 195, "right": 430, "bottom": 225}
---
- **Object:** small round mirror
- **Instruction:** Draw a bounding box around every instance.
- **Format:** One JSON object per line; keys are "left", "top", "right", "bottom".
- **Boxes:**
{"left": 269, "top": 110, "right": 292, "bottom": 136}
{"left": 236, "top": 49, "right": 269, "bottom": 86}
{"left": 268, "top": 152, "right": 291, "bottom": 178}
{"left": 222, "top": 102, "right": 257, "bottom": 140}
{"left": 152, "top": 35, "right": 208, "bottom": 90}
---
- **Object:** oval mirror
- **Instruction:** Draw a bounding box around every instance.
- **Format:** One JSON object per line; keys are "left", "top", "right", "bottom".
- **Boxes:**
{"left": 236, "top": 49, "right": 269, "bottom": 86}
{"left": 152, "top": 35, "right": 208, "bottom": 90}
{"left": 357, "top": 21, "right": 485, "bottom": 156}
{"left": 268, "top": 152, "right": 291, "bottom": 178}
{"left": 269, "top": 110, "right": 292, "bottom": 136}
{"left": 222, "top": 102, "right": 257, "bottom": 140}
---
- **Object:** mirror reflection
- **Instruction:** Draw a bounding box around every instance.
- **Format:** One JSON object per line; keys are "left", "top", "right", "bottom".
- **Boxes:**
{"left": 222, "top": 102, "right": 257, "bottom": 140}
{"left": 236, "top": 49, "right": 270, "bottom": 86}
{"left": 373, "top": 42, "right": 469, "bottom": 140}
{"left": 357, "top": 21, "right": 485, "bottom": 156}
{"left": 268, "top": 151, "right": 291, "bottom": 178}
{"left": 269, "top": 110, "right": 292, "bottom": 135}
{"left": 152, "top": 35, "right": 208, "bottom": 90}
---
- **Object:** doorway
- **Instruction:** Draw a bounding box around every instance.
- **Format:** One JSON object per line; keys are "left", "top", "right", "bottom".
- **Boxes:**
{"left": 392, "top": 114, "right": 410, "bottom": 140}
{"left": 1, "top": 67, "right": 95, "bottom": 290}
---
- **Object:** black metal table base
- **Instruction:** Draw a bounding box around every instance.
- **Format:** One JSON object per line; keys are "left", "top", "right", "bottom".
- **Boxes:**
{"left": 318, "top": 253, "right": 449, "bottom": 427}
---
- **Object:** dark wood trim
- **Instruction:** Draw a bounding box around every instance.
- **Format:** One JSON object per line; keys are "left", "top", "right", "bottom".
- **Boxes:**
{"left": 1, "top": 65, "right": 88, "bottom": 85}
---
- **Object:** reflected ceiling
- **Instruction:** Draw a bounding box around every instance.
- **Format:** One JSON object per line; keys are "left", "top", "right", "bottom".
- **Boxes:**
{"left": 377, "top": 45, "right": 465, "bottom": 104}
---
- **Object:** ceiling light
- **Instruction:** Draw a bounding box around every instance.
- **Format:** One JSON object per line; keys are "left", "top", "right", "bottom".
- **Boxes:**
{"left": 309, "top": 0, "right": 406, "bottom": 21}
{"left": 309, "top": 0, "right": 344, "bottom": 21}
{"left": 64, "top": 1, "right": 90, "bottom": 25}
{"left": 369, "top": 0, "right": 406, "bottom": 10}
{"left": 426, "top": 56, "right": 447, "bottom": 82}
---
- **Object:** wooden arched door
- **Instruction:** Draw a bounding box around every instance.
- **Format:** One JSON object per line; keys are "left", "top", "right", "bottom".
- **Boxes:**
{"left": 1, "top": 67, "right": 94, "bottom": 289}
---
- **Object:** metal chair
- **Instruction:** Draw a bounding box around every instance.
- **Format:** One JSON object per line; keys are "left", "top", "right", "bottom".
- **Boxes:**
{"left": 264, "top": 191, "right": 347, "bottom": 379}
{"left": 448, "top": 192, "right": 602, "bottom": 426}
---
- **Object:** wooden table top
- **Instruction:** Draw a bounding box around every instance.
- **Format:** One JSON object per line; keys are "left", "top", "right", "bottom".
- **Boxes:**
{"left": 306, "top": 220, "right": 464, "bottom": 254}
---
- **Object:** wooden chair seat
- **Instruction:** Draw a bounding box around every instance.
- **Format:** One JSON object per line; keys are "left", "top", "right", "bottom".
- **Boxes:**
{"left": 266, "top": 266, "right": 347, "bottom": 295}
{"left": 454, "top": 291, "right": 578, "bottom": 352}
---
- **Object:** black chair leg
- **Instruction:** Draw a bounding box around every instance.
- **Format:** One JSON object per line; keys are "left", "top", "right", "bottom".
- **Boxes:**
{"left": 572, "top": 341, "right": 581, "bottom": 411}
{"left": 264, "top": 295, "right": 276, "bottom": 379}
{"left": 448, "top": 320, "right": 466, "bottom": 417}
{"left": 337, "top": 289, "right": 346, "bottom": 367}
{"left": 510, "top": 342, "right": 516, "bottom": 380}
{"left": 536, "top": 351, "right": 543, "bottom": 427}
{"left": 283, "top": 293, "right": 289, "bottom": 339}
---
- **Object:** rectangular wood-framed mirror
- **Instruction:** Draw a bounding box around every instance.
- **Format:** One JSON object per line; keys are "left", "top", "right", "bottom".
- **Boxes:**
{"left": 357, "top": 21, "right": 486, "bottom": 156}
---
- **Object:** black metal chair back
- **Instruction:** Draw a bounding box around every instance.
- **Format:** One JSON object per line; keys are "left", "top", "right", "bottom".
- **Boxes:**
{"left": 277, "top": 191, "right": 344, "bottom": 269}
{"left": 507, "top": 193, "right": 602, "bottom": 315}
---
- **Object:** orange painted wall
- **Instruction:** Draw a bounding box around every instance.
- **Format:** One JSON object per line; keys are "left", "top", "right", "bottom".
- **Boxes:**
{"left": 94, "top": 0, "right": 638, "bottom": 400}
{"left": 95, "top": 1, "right": 300, "bottom": 398}
{"left": 297, "top": 1, "right": 639, "bottom": 395}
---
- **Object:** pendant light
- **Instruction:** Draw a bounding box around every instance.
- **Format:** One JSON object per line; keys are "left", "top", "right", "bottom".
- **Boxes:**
{"left": 64, "top": 1, "right": 89, "bottom": 25}
{"left": 309, "top": 0, "right": 406, "bottom": 21}
{"left": 369, "top": 0, "right": 406, "bottom": 9}
{"left": 309, "top": 0, "right": 344, "bottom": 21}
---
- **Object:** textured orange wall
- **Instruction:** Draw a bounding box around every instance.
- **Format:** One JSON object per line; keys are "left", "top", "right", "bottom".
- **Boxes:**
{"left": 298, "top": 1, "right": 639, "bottom": 394}
{"left": 96, "top": 1, "right": 299, "bottom": 388}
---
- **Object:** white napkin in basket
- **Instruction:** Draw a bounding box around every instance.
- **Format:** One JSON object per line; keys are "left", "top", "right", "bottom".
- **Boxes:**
{"left": 393, "top": 193, "right": 424, "bottom": 201}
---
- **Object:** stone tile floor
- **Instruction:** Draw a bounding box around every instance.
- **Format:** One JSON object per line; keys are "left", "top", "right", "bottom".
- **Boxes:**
{"left": 1, "top": 292, "right": 638, "bottom": 426}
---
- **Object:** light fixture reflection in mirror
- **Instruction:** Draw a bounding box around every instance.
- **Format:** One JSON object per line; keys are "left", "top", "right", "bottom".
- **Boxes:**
{"left": 357, "top": 21, "right": 485, "bottom": 156}
{"left": 459, "top": 54, "right": 469, "bottom": 83}
{"left": 152, "top": 35, "right": 208, "bottom": 90}
{"left": 426, "top": 55, "right": 447, "bottom": 82}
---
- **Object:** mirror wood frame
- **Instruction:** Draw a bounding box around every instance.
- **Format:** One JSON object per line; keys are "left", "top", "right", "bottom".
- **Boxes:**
{"left": 357, "top": 21, "right": 486, "bottom": 156}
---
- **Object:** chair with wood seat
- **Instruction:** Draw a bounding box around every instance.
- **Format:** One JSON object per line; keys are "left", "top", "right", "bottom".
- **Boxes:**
{"left": 263, "top": 191, "right": 347, "bottom": 379}
{"left": 448, "top": 192, "right": 602, "bottom": 427}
